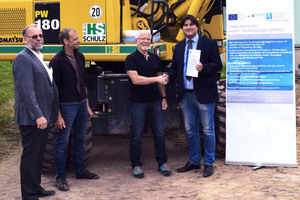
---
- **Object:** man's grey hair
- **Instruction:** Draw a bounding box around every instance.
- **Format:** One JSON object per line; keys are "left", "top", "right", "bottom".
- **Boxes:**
{"left": 59, "top": 28, "right": 76, "bottom": 45}
{"left": 22, "top": 24, "right": 40, "bottom": 37}
{"left": 135, "top": 30, "right": 152, "bottom": 39}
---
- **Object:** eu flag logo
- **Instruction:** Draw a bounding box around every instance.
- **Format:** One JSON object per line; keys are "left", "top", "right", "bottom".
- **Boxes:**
{"left": 228, "top": 14, "right": 238, "bottom": 20}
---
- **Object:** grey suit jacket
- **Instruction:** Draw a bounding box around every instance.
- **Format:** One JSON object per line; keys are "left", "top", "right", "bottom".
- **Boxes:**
{"left": 13, "top": 47, "right": 59, "bottom": 125}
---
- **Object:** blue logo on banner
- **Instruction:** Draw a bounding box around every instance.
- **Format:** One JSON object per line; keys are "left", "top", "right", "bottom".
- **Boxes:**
{"left": 228, "top": 14, "right": 238, "bottom": 20}
{"left": 266, "top": 13, "right": 272, "bottom": 19}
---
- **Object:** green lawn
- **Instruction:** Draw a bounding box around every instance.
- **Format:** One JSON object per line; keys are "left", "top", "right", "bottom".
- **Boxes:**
{"left": 220, "top": 64, "right": 226, "bottom": 79}
{"left": 0, "top": 61, "right": 20, "bottom": 161}
{"left": 0, "top": 61, "right": 14, "bottom": 128}
{"left": 0, "top": 61, "right": 14, "bottom": 105}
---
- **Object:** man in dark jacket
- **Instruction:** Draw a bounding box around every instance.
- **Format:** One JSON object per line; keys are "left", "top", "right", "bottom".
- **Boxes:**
{"left": 13, "top": 24, "right": 58, "bottom": 199}
{"left": 167, "top": 15, "right": 222, "bottom": 177}
{"left": 50, "top": 28, "right": 99, "bottom": 192}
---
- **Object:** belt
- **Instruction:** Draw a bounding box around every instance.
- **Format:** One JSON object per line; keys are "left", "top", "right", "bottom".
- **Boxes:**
{"left": 185, "top": 89, "right": 194, "bottom": 93}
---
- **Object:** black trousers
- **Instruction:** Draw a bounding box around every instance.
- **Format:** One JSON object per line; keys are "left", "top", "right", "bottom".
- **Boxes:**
{"left": 20, "top": 125, "right": 49, "bottom": 200}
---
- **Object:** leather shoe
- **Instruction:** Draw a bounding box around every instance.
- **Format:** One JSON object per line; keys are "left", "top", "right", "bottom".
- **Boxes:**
{"left": 56, "top": 178, "right": 69, "bottom": 191}
{"left": 37, "top": 186, "right": 55, "bottom": 197}
{"left": 177, "top": 162, "right": 200, "bottom": 173}
{"left": 76, "top": 170, "right": 100, "bottom": 179}
{"left": 203, "top": 165, "right": 214, "bottom": 178}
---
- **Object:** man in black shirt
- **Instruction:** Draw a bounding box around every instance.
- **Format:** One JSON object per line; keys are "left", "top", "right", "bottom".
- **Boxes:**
{"left": 125, "top": 30, "right": 171, "bottom": 178}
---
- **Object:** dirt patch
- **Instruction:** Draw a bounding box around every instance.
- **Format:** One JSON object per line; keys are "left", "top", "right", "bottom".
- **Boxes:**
{"left": 1, "top": 132, "right": 300, "bottom": 200}
{"left": 0, "top": 84, "right": 300, "bottom": 200}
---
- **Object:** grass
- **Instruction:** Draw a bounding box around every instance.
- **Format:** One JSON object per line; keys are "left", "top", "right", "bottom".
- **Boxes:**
{"left": 220, "top": 64, "right": 226, "bottom": 79}
{"left": 0, "top": 61, "right": 21, "bottom": 161}
{"left": 0, "top": 61, "right": 15, "bottom": 128}
{"left": 0, "top": 61, "right": 14, "bottom": 105}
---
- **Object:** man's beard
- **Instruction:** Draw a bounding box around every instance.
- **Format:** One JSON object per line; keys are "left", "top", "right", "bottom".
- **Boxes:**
{"left": 28, "top": 43, "right": 43, "bottom": 52}
{"left": 138, "top": 43, "right": 149, "bottom": 51}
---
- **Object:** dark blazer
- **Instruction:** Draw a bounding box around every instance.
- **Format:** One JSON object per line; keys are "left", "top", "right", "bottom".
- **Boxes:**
{"left": 13, "top": 47, "right": 59, "bottom": 125}
{"left": 168, "top": 35, "right": 222, "bottom": 104}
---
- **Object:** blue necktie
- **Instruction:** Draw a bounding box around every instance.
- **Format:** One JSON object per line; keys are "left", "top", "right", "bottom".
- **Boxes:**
{"left": 186, "top": 40, "right": 192, "bottom": 81}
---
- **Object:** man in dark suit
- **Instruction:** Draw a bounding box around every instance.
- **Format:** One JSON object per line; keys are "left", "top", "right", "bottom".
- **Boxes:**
{"left": 167, "top": 15, "right": 222, "bottom": 177}
{"left": 13, "top": 24, "right": 58, "bottom": 199}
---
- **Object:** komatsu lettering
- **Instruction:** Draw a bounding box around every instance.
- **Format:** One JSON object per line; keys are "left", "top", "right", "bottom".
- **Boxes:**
{"left": 0, "top": 37, "right": 23, "bottom": 43}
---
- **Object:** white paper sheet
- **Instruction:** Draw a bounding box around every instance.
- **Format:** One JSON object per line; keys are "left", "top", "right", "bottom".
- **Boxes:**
{"left": 186, "top": 49, "right": 201, "bottom": 77}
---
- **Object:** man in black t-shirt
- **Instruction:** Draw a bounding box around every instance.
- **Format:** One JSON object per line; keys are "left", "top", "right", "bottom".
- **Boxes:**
{"left": 125, "top": 30, "right": 171, "bottom": 178}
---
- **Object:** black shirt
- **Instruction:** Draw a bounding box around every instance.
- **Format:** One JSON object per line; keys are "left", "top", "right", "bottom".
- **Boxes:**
{"left": 125, "top": 50, "right": 162, "bottom": 102}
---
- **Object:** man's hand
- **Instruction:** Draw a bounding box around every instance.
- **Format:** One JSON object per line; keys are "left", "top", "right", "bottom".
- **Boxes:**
{"left": 157, "top": 74, "right": 169, "bottom": 85}
{"left": 162, "top": 98, "right": 168, "bottom": 110}
{"left": 162, "top": 74, "right": 169, "bottom": 85}
{"left": 157, "top": 75, "right": 166, "bottom": 85}
{"left": 87, "top": 106, "right": 93, "bottom": 120}
{"left": 36, "top": 116, "right": 48, "bottom": 129}
{"left": 55, "top": 117, "right": 66, "bottom": 129}
{"left": 196, "top": 62, "right": 203, "bottom": 72}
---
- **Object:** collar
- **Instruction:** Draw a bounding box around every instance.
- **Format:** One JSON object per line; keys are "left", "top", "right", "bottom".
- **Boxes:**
{"left": 185, "top": 34, "right": 199, "bottom": 44}
{"left": 135, "top": 49, "right": 151, "bottom": 59}
{"left": 62, "top": 46, "right": 78, "bottom": 57}
{"left": 25, "top": 46, "right": 44, "bottom": 60}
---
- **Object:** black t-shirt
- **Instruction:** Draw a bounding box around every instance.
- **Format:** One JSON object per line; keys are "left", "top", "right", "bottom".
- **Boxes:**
{"left": 125, "top": 50, "right": 162, "bottom": 102}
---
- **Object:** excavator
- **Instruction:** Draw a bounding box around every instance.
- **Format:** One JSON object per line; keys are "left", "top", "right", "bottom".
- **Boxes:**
{"left": 0, "top": 0, "right": 226, "bottom": 170}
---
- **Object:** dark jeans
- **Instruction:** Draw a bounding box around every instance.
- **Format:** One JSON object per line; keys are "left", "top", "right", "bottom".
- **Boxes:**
{"left": 54, "top": 101, "right": 88, "bottom": 180}
{"left": 20, "top": 125, "right": 49, "bottom": 200}
{"left": 180, "top": 91, "right": 216, "bottom": 165}
{"left": 129, "top": 100, "right": 167, "bottom": 167}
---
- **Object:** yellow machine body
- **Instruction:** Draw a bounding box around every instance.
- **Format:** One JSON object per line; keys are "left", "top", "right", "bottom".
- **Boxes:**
{"left": 0, "top": 0, "right": 225, "bottom": 61}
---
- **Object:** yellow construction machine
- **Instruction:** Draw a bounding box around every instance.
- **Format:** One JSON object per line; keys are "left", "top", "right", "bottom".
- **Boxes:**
{"left": 0, "top": 0, "right": 225, "bottom": 60}
{"left": 0, "top": 0, "right": 226, "bottom": 170}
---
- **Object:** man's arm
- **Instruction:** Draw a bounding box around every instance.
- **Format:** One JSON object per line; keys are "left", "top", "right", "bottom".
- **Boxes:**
{"left": 13, "top": 54, "right": 44, "bottom": 122}
{"left": 201, "top": 39, "right": 222, "bottom": 74}
{"left": 157, "top": 72, "right": 168, "bottom": 110}
{"left": 127, "top": 70, "right": 166, "bottom": 85}
{"left": 85, "top": 87, "right": 93, "bottom": 120}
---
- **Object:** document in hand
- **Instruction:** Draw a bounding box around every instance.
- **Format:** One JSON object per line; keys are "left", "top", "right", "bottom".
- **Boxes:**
{"left": 186, "top": 49, "right": 201, "bottom": 77}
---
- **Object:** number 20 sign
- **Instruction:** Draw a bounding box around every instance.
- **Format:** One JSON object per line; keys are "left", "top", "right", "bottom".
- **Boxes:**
{"left": 89, "top": 5, "right": 103, "bottom": 20}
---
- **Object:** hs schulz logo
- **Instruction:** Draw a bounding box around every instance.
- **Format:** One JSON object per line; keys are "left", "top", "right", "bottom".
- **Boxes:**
{"left": 83, "top": 23, "right": 106, "bottom": 42}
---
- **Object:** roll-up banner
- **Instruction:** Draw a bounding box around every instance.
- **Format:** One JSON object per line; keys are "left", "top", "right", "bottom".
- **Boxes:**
{"left": 226, "top": 0, "right": 297, "bottom": 167}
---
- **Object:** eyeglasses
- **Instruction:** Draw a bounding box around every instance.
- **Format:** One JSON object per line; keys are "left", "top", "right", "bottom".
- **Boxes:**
{"left": 26, "top": 34, "right": 44, "bottom": 39}
{"left": 138, "top": 38, "right": 151, "bottom": 41}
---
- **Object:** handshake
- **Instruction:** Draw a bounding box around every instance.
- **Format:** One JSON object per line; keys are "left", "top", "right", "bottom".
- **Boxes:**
{"left": 157, "top": 73, "right": 169, "bottom": 85}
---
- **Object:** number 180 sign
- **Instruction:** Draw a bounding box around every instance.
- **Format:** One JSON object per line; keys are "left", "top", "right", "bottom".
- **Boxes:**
{"left": 35, "top": 3, "right": 60, "bottom": 43}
